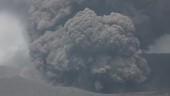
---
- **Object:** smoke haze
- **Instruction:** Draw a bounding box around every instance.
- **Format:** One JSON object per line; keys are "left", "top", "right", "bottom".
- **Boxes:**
{"left": 0, "top": 12, "right": 29, "bottom": 66}
{"left": 0, "top": 0, "right": 39, "bottom": 81}
{"left": 146, "top": 35, "right": 170, "bottom": 53}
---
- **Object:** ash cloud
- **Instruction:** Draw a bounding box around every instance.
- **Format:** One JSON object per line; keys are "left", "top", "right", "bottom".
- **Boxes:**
{"left": 27, "top": 0, "right": 170, "bottom": 93}
{"left": 7, "top": 0, "right": 169, "bottom": 93}
{"left": 30, "top": 8, "right": 150, "bottom": 92}
{"left": 29, "top": 0, "right": 170, "bottom": 49}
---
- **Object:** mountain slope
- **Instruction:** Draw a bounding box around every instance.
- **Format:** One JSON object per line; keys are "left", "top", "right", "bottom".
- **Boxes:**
{"left": 0, "top": 65, "right": 20, "bottom": 78}
{"left": 0, "top": 76, "right": 169, "bottom": 96}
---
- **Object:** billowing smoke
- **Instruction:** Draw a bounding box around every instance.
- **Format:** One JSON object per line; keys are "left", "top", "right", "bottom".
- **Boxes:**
{"left": 29, "top": 8, "right": 150, "bottom": 92}
{"left": 0, "top": 0, "right": 169, "bottom": 93}
{"left": 28, "top": 0, "right": 170, "bottom": 49}
{"left": 27, "top": 0, "right": 170, "bottom": 93}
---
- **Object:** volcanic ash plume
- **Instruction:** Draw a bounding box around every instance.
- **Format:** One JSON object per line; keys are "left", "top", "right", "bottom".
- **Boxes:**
{"left": 28, "top": 0, "right": 170, "bottom": 49}
{"left": 30, "top": 8, "right": 150, "bottom": 92}
{"left": 28, "top": 0, "right": 84, "bottom": 41}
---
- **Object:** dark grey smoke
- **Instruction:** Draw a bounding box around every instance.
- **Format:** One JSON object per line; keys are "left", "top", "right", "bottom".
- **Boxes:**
{"left": 29, "top": 0, "right": 170, "bottom": 49}
{"left": 28, "top": 0, "right": 170, "bottom": 93}
{"left": 29, "top": 8, "right": 150, "bottom": 92}
{"left": 1, "top": 0, "right": 169, "bottom": 93}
